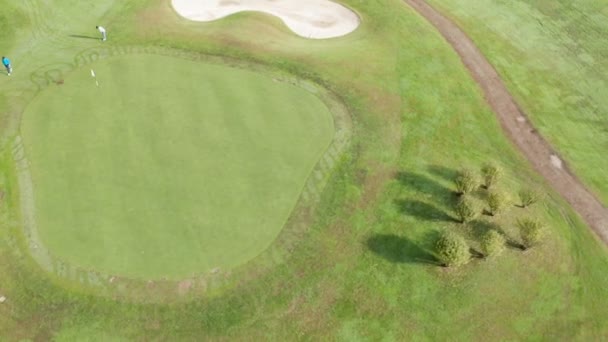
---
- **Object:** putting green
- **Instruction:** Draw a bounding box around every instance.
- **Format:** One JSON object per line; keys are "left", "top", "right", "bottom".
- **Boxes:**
{"left": 20, "top": 54, "right": 334, "bottom": 280}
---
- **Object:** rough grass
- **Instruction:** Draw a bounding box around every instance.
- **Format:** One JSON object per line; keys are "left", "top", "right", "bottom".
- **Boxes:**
{"left": 0, "top": 0, "right": 606, "bottom": 340}
{"left": 0, "top": 3, "right": 28, "bottom": 54}
{"left": 427, "top": 0, "right": 608, "bottom": 204}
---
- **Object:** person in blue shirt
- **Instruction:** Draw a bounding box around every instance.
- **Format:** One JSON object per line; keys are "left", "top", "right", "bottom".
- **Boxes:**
{"left": 2, "top": 56, "right": 11, "bottom": 76}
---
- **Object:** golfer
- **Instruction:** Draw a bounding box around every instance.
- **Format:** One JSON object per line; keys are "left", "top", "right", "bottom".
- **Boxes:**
{"left": 96, "top": 26, "right": 107, "bottom": 41}
{"left": 2, "top": 56, "right": 11, "bottom": 76}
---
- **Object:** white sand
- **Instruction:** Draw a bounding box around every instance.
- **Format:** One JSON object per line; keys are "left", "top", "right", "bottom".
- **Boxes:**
{"left": 550, "top": 154, "right": 563, "bottom": 169}
{"left": 171, "top": 0, "right": 360, "bottom": 39}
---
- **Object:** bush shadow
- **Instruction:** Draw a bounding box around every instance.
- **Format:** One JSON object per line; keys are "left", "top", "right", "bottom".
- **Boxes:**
{"left": 395, "top": 171, "right": 456, "bottom": 207}
{"left": 470, "top": 220, "right": 523, "bottom": 250}
{"left": 395, "top": 199, "right": 457, "bottom": 223}
{"left": 427, "top": 164, "right": 459, "bottom": 183}
{"left": 366, "top": 233, "right": 440, "bottom": 265}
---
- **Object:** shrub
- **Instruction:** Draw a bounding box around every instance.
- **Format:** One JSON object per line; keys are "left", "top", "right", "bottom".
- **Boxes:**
{"left": 480, "top": 230, "right": 506, "bottom": 257}
{"left": 454, "top": 197, "right": 477, "bottom": 223}
{"left": 518, "top": 189, "right": 540, "bottom": 208}
{"left": 454, "top": 168, "right": 477, "bottom": 195}
{"left": 435, "top": 231, "right": 470, "bottom": 267}
{"left": 481, "top": 163, "right": 501, "bottom": 189}
{"left": 517, "top": 218, "right": 545, "bottom": 249}
{"left": 487, "top": 191, "right": 507, "bottom": 216}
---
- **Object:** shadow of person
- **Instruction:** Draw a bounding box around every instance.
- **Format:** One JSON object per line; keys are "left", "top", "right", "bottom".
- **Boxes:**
{"left": 365, "top": 233, "right": 439, "bottom": 265}
{"left": 68, "top": 34, "right": 99, "bottom": 40}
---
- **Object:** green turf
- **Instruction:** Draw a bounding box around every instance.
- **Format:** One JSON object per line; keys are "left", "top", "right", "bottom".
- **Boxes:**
{"left": 427, "top": 0, "right": 608, "bottom": 204}
{"left": 0, "top": 0, "right": 607, "bottom": 340}
{"left": 20, "top": 54, "right": 334, "bottom": 279}
{"left": 0, "top": 3, "right": 27, "bottom": 54}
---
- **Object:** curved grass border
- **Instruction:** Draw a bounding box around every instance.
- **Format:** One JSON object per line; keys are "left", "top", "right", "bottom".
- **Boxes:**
{"left": 11, "top": 45, "right": 353, "bottom": 302}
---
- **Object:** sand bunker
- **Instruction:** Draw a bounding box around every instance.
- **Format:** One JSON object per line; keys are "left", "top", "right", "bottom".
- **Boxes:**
{"left": 171, "top": 0, "right": 360, "bottom": 39}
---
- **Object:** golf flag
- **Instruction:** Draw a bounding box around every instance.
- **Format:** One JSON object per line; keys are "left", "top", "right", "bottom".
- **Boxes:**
{"left": 90, "top": 69, "right": 99, "bottom": 87}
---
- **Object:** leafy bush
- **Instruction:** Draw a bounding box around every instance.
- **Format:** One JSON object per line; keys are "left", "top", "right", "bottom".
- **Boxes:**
{"left": 517, "top": 218, "right": 545, "bottom": 249}
{"left": 480, "top": 230, "right": 506, "bottom": 257}
{"left": 454, "top": 168, "right": 477, "bottom": 195}
{"left": 454, "top": 197, "right": 477, "bottom": 223}
{"left": 487, "top": 191, "right": 507, "bottom": 216}
{"left": 518, "top": 189, "right": 540, "bottom": 208}
{"left": 435, "top": 231, "right": 470, "bottom": 267}
{"left": 481, "top": 163, "right": 501, "bottom": 189}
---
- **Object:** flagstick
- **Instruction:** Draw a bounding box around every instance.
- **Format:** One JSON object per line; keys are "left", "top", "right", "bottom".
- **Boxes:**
{"left": 90, "top": 69, "right": 99, "bottom": 87}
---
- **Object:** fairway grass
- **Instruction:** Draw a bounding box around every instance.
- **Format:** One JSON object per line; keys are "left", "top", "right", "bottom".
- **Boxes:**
{"left": 1, "top": 0, "right": 607, "bottom": 340}
{"left": 20, "top": 54, "right": 335, "bottom": 279}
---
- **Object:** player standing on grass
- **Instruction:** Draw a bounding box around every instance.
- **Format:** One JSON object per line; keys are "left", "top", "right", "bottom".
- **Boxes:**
{"left": 96, "top": 26, "right": 107, "bottom": 41}
{"left": 2, "top": 56, "right": 12, "bottom": 76}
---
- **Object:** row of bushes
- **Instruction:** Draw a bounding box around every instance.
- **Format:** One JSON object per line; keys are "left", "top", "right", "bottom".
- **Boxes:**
{"left": 436, "top": 218, "right": 545, "bottom": 267}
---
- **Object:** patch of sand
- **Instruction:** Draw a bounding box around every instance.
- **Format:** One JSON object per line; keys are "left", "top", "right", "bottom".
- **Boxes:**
{"left": 171, "top": 0, "right": 360, "bottom": 39}
{"left": 550, "top": 154, "right": 563, "bottom": 169}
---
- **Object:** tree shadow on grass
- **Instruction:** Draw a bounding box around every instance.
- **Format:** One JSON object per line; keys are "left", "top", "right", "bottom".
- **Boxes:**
{"left": 395, "top": 171, "right": 458, "bottom": 208}
{"left": 427, "top": 164, "right": 459, "bottom": 183}
{"left": 470, "top": 219, "right": 524, "bottom": 250}
{"left": 425, "top": 165, "right": 490, "bottom": 202}
{"left": 395, "top": 199, "right": 458, "bottom": 223}
{"left": 366, "top": 233, "right": 440, "bottom": 265}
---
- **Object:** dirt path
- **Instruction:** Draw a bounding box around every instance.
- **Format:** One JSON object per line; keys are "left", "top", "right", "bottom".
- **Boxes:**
{"left": 404, "top": 0, "right": 608, "bottom": 245}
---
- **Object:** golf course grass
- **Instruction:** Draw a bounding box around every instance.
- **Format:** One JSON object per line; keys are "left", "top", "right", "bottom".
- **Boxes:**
{"left": 20, "top": 54, "right": 334, "bottom": 279}
{"left": 427, "top": 0, "right": 608, "bottom": 204}
{"left": 0, "top": 0, "right": 607, "bottom": 340}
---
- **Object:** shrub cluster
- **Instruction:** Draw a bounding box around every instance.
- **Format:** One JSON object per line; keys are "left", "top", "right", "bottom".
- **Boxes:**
{"left": 430, "top": 163, "right": 549, "bottom": 267}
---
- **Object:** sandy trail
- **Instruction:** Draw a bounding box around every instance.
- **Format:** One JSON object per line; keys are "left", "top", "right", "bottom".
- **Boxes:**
{"left": 404, "top": 0, "right": 608, "bottom": 244}
{"left": 171, "top": 0, "right": 360, "bottom": 39}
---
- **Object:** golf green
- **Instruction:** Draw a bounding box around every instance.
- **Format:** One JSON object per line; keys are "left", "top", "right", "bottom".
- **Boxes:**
{"left": 20, "top": 54, "right": 335, "bottom": 280}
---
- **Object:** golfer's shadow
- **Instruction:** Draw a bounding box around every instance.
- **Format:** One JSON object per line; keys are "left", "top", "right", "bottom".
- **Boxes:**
{"left": 68, "top": 34, "right": 99, "bottom": 40}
